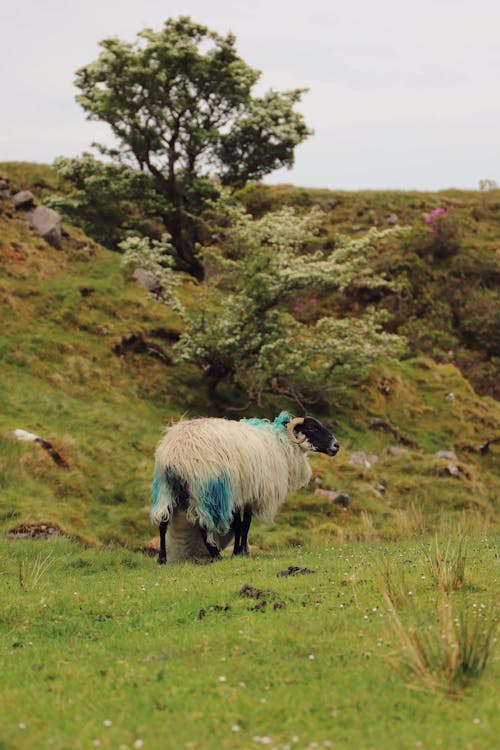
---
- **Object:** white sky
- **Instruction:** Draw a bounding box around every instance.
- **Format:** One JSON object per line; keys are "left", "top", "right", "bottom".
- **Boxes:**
{"left": 1, "top": 0, "right": 499, "bottom": 190}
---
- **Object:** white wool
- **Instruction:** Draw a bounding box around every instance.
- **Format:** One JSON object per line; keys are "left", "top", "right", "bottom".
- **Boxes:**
{"left": 151, "top": 417, "right": 312, "bottom": 527}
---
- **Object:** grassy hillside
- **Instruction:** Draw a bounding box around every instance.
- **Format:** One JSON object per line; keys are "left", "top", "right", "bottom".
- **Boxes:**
{"left": 0, "top": 163, "right": 499, "bottom": 550}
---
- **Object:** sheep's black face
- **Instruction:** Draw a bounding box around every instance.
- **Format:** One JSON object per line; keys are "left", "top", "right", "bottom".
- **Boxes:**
{"left": 294, "top": 416, "right": 340, "bottom": 456}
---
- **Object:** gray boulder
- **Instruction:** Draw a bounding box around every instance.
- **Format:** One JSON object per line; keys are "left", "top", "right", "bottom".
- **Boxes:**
{"left": 29, "top": 205, "right": 62, "bottom": 248}
{"left": 132, "top": 268, "right": 162, "bottom": 294}
{"left": 13, "top": 190, "right": 35, "bottom": 210}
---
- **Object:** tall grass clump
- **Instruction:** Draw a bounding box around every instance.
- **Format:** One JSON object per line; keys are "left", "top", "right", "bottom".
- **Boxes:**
{"left": 425, "top": 535, "right": 467, "bottom": 591}
{"left": 18, "top": 552, "right": 55, "bottom": 591}
{"left": 385, "top": 593, "right": 497, "bottom": 695}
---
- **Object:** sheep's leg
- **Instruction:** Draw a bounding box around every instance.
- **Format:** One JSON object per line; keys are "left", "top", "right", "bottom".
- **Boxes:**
{"left": 158, "top": 520, "right": 168, "bottom": 565}
{"left": 232, "top": 510, "right": 243, "bottom": 556}
{"left": 200, "top": 527, "right": 222, "bottom": 560}
{"left": 240, "top": 505, "right": 252, "bottom": 556}
{"left": 232, "top": 505, "right": 252, "bottom": 556}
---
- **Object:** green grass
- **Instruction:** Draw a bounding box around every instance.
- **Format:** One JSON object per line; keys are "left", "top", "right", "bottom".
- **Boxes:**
{"left": 0, "top": 535, "right": 498, "bottom": 750}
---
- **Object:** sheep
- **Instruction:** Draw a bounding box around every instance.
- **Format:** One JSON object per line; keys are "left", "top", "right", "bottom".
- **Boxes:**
{"left": 151, "top": 411, "right": 339, "bottom": 564}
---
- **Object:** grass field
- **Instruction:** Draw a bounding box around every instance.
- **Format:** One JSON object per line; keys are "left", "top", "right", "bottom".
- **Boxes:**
{"left": 1, "top": 534, "right": 498, "bottom": 750}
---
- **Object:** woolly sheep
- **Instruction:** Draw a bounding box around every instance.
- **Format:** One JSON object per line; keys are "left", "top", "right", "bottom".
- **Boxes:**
{"left": 151, "top": 411, "right": 339, "bottom": 564}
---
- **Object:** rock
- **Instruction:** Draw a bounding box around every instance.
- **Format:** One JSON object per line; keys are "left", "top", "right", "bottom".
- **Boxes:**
{"left": 314, "top": 488, "right": 350, "bottom": 507}
{"left": 0, "top": 178, "right": 9, "bottom": 191}
{"left": 388, "top": 446, "right": 407, "bottom": 457}
{"left": 277, "top": 566, "right": 315, "bottom": 577}
{"left": 29, "top": 205, "right": 62, "bottom": 248}
{"left": 444, "top": 392, "right": 456, "bottom": 401}
{"left": 436, "top": 450, "right": 458, "bottom": 461}
{"left": 13, "top": 190, "right": 35, "bottom": 210}
{"left": 132, "top": 268, "right": 162, "bottom": 294}
{"left": 349, "top": 451, "right": 379, "bottom": 468}
{"left": 444, "top": 463, "right": 460, "bottom": 478}
{"left": 386, "top": 213, "right": 398, "bottom": 225}
{"left": 325, "top": 199, "right": 339, "bottom": 209}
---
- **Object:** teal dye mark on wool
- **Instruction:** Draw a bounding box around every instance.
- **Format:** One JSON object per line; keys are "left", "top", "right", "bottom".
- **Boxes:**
{"left": 273, "top": 411, "right": 293, "bottom": 431}
{"left": 151, "top": 468, "right": 161, "bottom": 509}
{"left": 200, "top": 476, "right": 232, "bottom": 532}
{"left": 241, "top": 411, "right": 292, "bottom": 432}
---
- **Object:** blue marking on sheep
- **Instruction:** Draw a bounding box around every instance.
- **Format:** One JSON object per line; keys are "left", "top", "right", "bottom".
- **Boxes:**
{"left": 152, "top": 468, "right": 161, "bottom": 508}
{"left": 200, "top": 476, "right": 232, "bottom": 531}
{"left": 241, "top": 410, "right": 292, "bottom": 432}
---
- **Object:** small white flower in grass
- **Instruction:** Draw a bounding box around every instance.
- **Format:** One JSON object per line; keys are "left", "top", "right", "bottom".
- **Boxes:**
{"left": 292, "top": 737, "right": 300, "bottom": 743}
{"left": 133, "top": 741, "right": 144, "bottom": 749}
{"left": 473, "top": 718, "right": 481, "bottom": 725}
{"left": 309, "top": 654, "right": 315, "bottom": 660}
{"left": 18, "top": 723, "right": 27, "bottom": 730}
{"left": 103, "top": 719, "right": 112, "bottom": 727}
{"left": 92, "top": 741, "right": 101, "bottom": 747}
{"left": 219, "top": 675, "right": 227, "bottom": 682}
{"left": 231, "top": 725, "right": 241, "bottom": 732}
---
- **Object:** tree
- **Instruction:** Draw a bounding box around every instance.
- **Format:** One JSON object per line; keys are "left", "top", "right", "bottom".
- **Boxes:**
{"left": 120, "top": 204, "right": 406, "bottom": 407}
{"left": 75, "top": 16, "right": 312, "bottom": 278}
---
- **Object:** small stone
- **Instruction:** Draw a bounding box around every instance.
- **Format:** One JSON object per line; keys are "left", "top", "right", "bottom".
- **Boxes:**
{"left": 436, "top": 450, "right": 458, "bottom": 461}
{"left": 349, "top": 451, "right": 379, "bottom": 468}
{"left": 388, "top": 446, "right": 407, "bottom": 457}
{"left": 386, "top": 213, "right": 398, "bottom": 225}
{"left": 445, "top": 463, "right": 460, "bottom": 478}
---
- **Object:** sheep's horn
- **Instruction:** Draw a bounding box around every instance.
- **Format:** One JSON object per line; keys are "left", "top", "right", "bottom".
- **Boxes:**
{"left": 287, "top": 417, "right": 306, "bottom": 444}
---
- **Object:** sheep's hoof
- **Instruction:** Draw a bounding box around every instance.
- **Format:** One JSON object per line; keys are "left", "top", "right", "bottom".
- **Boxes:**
{"left": 158, "top": 556, "right": 167, "bottom": 565}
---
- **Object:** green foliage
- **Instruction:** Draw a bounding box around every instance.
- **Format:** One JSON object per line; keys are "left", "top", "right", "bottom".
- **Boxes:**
{"left": 122, "top": 204, "right": 405, "bottom": 405}
{"left": 48, "top": 153, "right": 165, "bottom": 249}
{"left": 74, "top": 16, "right": 311, "bottom": 275}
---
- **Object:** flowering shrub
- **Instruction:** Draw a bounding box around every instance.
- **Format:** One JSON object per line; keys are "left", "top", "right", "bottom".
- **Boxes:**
{"left": 420, "top": 205, "right": 461, "bottom": 259}
{"left": 122, "top": 203, "right": 405, "bottom": 405}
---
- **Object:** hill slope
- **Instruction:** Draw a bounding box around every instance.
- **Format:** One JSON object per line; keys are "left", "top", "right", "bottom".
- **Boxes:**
{"left": 0, "top": 164, "right": 498, "bottom": 548}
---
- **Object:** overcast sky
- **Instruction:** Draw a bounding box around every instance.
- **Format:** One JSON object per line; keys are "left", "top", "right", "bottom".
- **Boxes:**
{"left": 1, "top": 0, "right": 499, "bottom": 190}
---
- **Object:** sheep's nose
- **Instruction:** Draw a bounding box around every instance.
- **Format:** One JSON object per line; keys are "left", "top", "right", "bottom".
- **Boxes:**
{"left": 329, "top": 440, "right": 340, "bottom": 456}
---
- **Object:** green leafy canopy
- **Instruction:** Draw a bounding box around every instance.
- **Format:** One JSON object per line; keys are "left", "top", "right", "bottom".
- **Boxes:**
{"left": 73, "top": 17, "right": 313, "bottom": 276}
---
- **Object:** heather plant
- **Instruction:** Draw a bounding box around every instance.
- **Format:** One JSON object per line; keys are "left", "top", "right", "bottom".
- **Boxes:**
{"left": 419, "top": 205, "right": 462, "bottom": 259}
{"left": 121, "top": 204, "right": 405, "bottom": 405}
